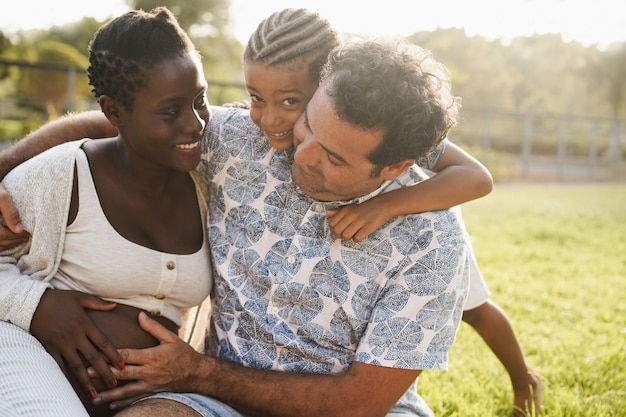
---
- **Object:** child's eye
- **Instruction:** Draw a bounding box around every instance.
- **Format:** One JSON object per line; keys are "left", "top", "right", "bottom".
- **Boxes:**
{"left": 282, "top": 98, "right": 298, "bottom": 106}
{"left": 161, "top": 107, "right": 179, "bottom": 117}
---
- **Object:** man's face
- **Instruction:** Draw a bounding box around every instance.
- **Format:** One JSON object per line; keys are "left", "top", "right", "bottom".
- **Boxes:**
{"left": 291, "top": 82, "right": 387, "bottom": 202}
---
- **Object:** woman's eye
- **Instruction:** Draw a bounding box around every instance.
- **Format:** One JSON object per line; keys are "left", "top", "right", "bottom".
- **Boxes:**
{"left": 249, "top": 94, "right": 263, "bottom": 103}
{"left": 195, "top": 94, "right": 208, "bottom": 108}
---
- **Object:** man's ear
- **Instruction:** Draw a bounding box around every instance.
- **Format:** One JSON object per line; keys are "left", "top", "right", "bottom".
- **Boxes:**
{"left": 98, "top": 95, "right": 123, "bottom": 128}
{"left": 380, "top": 159, "right": 415, "bottom": 181}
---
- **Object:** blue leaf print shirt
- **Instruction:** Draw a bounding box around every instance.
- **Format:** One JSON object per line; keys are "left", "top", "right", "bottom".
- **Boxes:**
{"left": 197, "top": 107, "right": 470, "bottom": 416}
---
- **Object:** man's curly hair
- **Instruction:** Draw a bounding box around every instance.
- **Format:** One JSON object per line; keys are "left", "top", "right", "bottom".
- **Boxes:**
{"left": 321, "top": 39, "right": 461, "bottom": 172}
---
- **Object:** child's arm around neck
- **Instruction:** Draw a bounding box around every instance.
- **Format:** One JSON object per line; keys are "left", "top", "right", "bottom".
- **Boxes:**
{"left": 327, "top": 139, "right": 493, "bottom": 242}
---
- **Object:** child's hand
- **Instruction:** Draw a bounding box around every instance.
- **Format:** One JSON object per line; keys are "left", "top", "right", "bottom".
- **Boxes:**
{"left": 327, "top": 200, "right": 392, "bottom": 242}
{"left": 222, "top": 100, "right": 251, "bottom": 109}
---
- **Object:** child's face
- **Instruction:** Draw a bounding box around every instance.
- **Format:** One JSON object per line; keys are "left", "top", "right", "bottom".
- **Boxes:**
{"left": 120, "top": 53, "right": 210, "bottom": 173}
{"left": 244, "top": 60, "right": 318, "bottom": 151}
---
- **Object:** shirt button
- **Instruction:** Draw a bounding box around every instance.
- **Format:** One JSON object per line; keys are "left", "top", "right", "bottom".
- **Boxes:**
{"left": 166, "top": 261, "right": 176, "bottom": 270}
{"left": 149, "top": 309, "right": 161, "bottom": 316}
{"left": 315, "top": 203, "right": 323, "bottom": 211}
{"left": 287, "top": 256, "right": 295, "bottom": 264}
{"left": 271, "top": 306, "right": 279, "bottom": 314}
{"left": 155, "top": 294, "right": 165, "bottom": 300}
{"left": 279, "top": 347, "right": 289, "bottom": 355}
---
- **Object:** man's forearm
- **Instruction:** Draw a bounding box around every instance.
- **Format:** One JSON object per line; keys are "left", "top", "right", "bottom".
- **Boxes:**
{"left": 0, "top": 110, "right": 116, "bottom": 178}
{"left": 192, "top": 357, "right": 419, "bottom": 417}
{"left": 104, "top": 312, "right": 421, "bottom": 416}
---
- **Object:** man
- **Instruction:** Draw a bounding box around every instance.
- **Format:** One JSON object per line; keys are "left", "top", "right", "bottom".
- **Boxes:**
{"left": 0, "top": 40, "right": 468, "bottom": 417}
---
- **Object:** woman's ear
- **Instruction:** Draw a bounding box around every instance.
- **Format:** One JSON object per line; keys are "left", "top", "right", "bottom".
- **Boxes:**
{"left": 98, "top": 95, "right": 123, "bottom": 128}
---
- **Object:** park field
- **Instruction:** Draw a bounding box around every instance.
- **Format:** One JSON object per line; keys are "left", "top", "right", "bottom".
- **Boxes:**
{"left": 420, "top": 183, "right": 626, "bottom": 416}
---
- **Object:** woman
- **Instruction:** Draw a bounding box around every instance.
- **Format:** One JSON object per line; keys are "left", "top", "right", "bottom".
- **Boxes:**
{"left": 0, "top": 7, "right": 212, "bottom": 416}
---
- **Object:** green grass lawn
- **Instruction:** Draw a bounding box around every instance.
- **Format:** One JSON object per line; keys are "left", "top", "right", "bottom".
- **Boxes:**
{"left": 419, "top": 183, "right": 626, "bottom": 416}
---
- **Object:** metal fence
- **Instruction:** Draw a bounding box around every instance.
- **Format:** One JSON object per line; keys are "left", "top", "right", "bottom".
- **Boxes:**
{"left": 0, "top": 58, "right": 247, "bottom": 144}
{"left": 1, "top": 60, "right": 624, "bottom": 182}
{"left": 453, "top": 108, "right": 625, "bottom": 182}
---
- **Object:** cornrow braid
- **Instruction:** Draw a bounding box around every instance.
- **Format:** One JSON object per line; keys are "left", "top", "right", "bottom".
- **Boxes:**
{"left": 87, "top": 6, "right": 198, "bottom": 110}
{"left": 244, "top": 8, "right": 341, "bottom": 84}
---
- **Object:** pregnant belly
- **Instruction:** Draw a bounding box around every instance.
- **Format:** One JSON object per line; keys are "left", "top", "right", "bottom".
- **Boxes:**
{"left": 67, "top": 304, "right": 179, "bottom": 417}
{"left": 86, "top": 303, "right": 178, "bottom": 348}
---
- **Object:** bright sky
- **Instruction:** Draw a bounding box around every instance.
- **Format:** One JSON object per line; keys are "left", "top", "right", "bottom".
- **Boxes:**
{"left": 1, "top": 0, "right": 624, "bottom": 49}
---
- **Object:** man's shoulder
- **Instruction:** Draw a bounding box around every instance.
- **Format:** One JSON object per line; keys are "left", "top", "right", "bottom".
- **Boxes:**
{"left": 398, "top": 164, "right": 432, "bottom": 185}
{"left": 371, "top": 205, "right": 466, "bottom": 251}
{"left": 209, "top": 106, "right": 256, "bottom": 132}
{"left": 393, "top": 206, "right": 463, "bottom": 229}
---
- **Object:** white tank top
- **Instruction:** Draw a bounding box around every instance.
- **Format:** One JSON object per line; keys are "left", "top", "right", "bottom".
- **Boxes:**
{"left": 52, "top": 149, "right": 212, "bottom": 326}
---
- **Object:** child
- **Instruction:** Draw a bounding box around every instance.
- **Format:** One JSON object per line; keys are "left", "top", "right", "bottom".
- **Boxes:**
{"left": 0, "top": 7, "right": 212, "bottom": 416}
{"left": 240, "top": 8, "right": 542, "bottom": 416}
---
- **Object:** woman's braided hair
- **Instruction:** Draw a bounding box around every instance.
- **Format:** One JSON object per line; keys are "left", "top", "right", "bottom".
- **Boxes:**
{"left": 88, "top": 7, "right": 198, "bottom": 110}
{"left": 244, "top": 8, "right": 341, "bottom": 84}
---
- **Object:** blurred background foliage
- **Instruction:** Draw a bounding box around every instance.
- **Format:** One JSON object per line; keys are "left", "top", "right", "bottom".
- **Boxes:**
{"left": 0, "top": 0, "right": 244, "bottom": 137}
{"left": 0, "top": 0, "right": 624, "bottom": 181}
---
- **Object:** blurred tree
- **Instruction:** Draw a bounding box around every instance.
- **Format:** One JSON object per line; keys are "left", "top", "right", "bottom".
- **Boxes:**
{"left": 407, "top": 29, "right": 618, "bottom": 118}
{"left": 125, "top": 0, "right": 246, "bottom": 103}
{"left": 0, "top": 31, "right": 11, "bottom": 80}
{"left": 408, "top": 29, "right": 513, "bottom": 109}
{"left": 19, "top": 40, "right": 91, "bottom": 115}
{"left": 603, "top": 43, "right": 626, "bottom": 119}
{"left": 3, "top": 7, "right": 623, "bottom": 152}
{"left": 126, "top": 0, "right": 230, "bottom": 36}
{"left": 46, "top": 17, "right": 106, "bottom": 57}
{"left": 0, "top": 31, "right": 9, "bottom": 55}
{"left": 590, "top": 43, "right": 626, "bottom": 159}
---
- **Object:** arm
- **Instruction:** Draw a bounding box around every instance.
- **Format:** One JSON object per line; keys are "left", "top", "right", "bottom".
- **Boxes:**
{"left": 0, "top": 110, "right": 116, "bottom": 241}
{"left": 462, "top": 301, "right": 543, "bottom": 416}
{"left": 0, "top": 143, "right": 123, "bottom": 396}
{"left": 0, "top": 110, "right": 116, "bottom": 178}
{"left": 327, "top": 139, "right": 493, "bottom": 241}
{"left": 96, "top": 313, "right": 420, "bottom": 417}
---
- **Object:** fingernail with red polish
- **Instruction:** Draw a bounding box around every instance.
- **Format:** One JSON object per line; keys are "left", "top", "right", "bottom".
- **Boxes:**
{"left": 88, "top": 390, "right": 97, "bottom": 399}
{"left": 108, "top": 379, "right": 117, "bottom": 388}
{"left": 117, "top": 361, "right": 125, "bottom": 370}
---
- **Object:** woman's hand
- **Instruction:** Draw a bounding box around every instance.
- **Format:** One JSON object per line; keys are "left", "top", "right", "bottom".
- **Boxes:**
{"left": 90, "top": 312, "right": 204, "bottom": 410}
{"left": 30, "top": 289, "right": 123, "bottom": 399}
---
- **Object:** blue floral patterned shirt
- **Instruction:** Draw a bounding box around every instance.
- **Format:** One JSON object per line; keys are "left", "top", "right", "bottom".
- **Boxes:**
{"left": 198, "top": 107, "right": 470, "bottom": 416}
